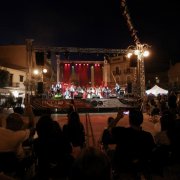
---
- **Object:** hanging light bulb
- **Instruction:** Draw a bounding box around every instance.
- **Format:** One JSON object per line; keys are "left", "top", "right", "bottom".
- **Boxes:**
{"left": 143, "top": 50, "right": 150, "bottom": 57}
{"left": 127, "top": 52, "right": 133, "bottom": 58}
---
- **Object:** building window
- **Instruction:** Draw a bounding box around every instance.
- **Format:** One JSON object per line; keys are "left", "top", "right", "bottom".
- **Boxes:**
{"left": 9, "top": 74, "right": 13, "bottom": 86}
{"left": 115, "top": 67, "right": 120, "bottom": 75}
{"left": 19, "top": 75, "right": 24, "bottom": 82}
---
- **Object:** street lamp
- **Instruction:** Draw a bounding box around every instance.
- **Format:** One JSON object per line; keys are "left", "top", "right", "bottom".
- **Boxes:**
{"left": 33, "top": 68, "right": 48, "bottom": 94}
{"left": 127, "top": 43, "right": 150, "bottom": 98}
{"left": 33, "top": 68, "right": 48, "bottom": 82}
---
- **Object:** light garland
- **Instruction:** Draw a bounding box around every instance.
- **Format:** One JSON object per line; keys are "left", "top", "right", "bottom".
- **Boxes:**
{"left": 120, "top": 0, "right": 140, "bottom": 45}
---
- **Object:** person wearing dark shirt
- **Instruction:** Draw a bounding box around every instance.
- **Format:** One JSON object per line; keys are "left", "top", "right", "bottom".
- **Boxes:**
{"left": 63, "top": 111, "right": 85, "bottom": 148}
{"left": 69, "top": 147, "right": 112, "bottom": 180}
{"left": 34, "top": 115, "right": 73, "bottom": 179}
{"left": 168, "top": 91, "right": 177, "bottom": 114}
{"left": 111, "top": 109, "right": 155, "bottom": 178}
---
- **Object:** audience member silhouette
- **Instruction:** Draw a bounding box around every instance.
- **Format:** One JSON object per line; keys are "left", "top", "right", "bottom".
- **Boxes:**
{"left": 0, "top": 113, "right": 35, "bottom": 177}
{"left": 63, "top": 111, "right": 85, "bottom": 149}
{"left": 69, "top": 147, "right": 112, "bottom": 180}
{"left": 101, "top": 110, "right": 123, "bottom": 152}
{"left": 168, "top": 91, "right": 177, "bottom": 114}
{"left": 0, "top": 113, "right": 35, "bottom": 159}
{"left": 34, "top": 115, "right": 73, "bottom": 180}
{"left": 167, "top": 117, "right": 180, "bottom": 163}
{"left": 13, "top": 106, "right": 24, "bottom": 115}
{"left": 111, "top": 109, "right": 155, "bottom": 178}
{"left": 13, "top": 104, "right": 35, "bottom": 129}
{"left": 101, "top": 117, "right": 115, "bottom": 151}
{"left": 152, "top": 110, "right": 175, "bottom": 174}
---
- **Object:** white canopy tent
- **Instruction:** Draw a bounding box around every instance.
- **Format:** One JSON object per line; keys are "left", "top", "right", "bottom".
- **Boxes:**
{"left": 146, "top": 85, "right": 168, "bottom": 96}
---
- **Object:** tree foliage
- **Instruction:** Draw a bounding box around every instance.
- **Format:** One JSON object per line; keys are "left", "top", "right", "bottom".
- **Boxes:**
{"left": 0, "top": 69, "right": 10, "bottom": 88}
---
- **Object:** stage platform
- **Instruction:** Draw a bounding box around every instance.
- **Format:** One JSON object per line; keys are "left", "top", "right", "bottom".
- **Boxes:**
{"left": 31, "top": 96, "right": 141, "bottom": 115}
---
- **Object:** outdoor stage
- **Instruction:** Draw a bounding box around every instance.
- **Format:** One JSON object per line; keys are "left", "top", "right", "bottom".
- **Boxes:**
{"left": 31, "top": 95, "right": 141, "bottom": 115}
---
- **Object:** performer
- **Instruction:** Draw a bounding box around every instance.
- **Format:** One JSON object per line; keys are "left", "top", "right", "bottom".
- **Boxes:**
{"left": 69, "top": 84, "right": 75, "bottom": 99}
{"left": 51, "top": 84, "right": 55, "bottom": 95}
{"left": 82, "top": 88, "right": 87, "bottom": 99}
{"left": 103, "top": 86, "right": 111, "bottom": 98}
{"left": 64, "top": 88, "right": 71, "bottom": 99}
{"left": 115, "top": 83, "right": 121, "bottom": 96}
{"left": 87, "top": 87, "right": 92, "bottom": 99}
{"left": 97, "top": 86, "right": 103, "bottom": 98}
{"left": 56, "top": 82, "right": 62, "bottom": 93}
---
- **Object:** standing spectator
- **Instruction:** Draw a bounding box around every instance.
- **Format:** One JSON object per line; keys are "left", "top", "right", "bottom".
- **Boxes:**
{"left": 153, "top": 110, "right": 174, "bottom": 172}
{"left": 111, "top": 109, "right": 155, "bottom": 178}
{"left": 101, "top": 110, "right": 123, "bottom": 152}
{"left": 63, "top": 111, "right": 85, "bottom": 157}
{"left": 168, "top": 91, "right": 177, "bottom": 115}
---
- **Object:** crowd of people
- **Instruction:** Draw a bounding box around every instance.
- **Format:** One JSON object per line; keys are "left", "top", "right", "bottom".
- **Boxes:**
{"left": 0, "top": 90, "right": 180, "bottom": 180}
{"left": 49, "top": 82, "right": 123, "bottom": 99}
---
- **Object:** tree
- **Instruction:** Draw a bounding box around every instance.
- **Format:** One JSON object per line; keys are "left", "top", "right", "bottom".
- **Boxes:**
{"left": 0, "top": 69, "right": 10, "bottom": 88}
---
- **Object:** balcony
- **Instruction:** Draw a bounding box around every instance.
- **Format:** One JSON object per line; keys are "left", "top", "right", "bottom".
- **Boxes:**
{"left": 8, "top": 82, "right": 20, "bottom": 88}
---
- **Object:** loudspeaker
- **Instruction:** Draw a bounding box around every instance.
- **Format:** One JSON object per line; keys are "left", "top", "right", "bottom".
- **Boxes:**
{"left": 91, "top": 100, "right": 98, "bottom": 107}
{"left": 37, "top": 82, "right": 44, "bottom": 94}
{"left": 35, "top": 52, "right": 44, "bottom": 66}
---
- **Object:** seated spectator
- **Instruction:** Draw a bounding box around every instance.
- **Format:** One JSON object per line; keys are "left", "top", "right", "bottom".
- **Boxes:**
{"left": 13, "top": 104, "right": 35, "bottom": 129}
{"left": 69, "top": 147, "right": 112, "bottom": 180}
{"left": 0, "top": 113, "right": 35, "bottom": 177}
{"left": 34, "top": 115, "right": 73, "bottom": 180}
{"left": 0, "top": 113, "right": 35, "bottom": 159}
{"left": 0, "top": 172, "right": 15, "bottom": 180}
{"left": 13, "top": 107, "right": 24, "bottom": 115}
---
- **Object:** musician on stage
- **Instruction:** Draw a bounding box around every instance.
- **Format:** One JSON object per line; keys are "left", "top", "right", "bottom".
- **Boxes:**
{"left": 69, "top": 83, "right": 75, "bottom": 99}
{"left": 115, "top": 83, "right": 121, "bottom": 97}
{"left": 64, "top": 88, "right": 71, "bottom": 99}
{"left": 103, "top": 86, "right": 111, "bottom": 98}
{"left": 49, "top": 84, "right": 56, "bottom": 98}
{"left": 56, "top": 82, "right": 62, "bottom": 93}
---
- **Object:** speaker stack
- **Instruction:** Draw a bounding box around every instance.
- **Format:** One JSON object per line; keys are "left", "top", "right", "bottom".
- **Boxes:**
{"left": 37, "top": 82, "right": 44, "bottom": 94}
{"left": 35, "top": 52, "right": 44, "bottom": 66}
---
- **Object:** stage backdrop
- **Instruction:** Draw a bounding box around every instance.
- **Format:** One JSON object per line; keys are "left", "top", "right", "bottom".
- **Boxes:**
{"left": 60, "top": 63, "right": 103, "bottom": 86}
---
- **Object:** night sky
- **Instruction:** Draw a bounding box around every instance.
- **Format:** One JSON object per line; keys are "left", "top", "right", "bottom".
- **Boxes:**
{"left": 0, "top": 0, "right": 180, "bottom": 72}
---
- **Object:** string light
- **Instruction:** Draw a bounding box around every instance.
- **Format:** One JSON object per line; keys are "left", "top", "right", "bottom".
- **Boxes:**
{"left": 121, "top": 0, "right": 151, "bottom": 99}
